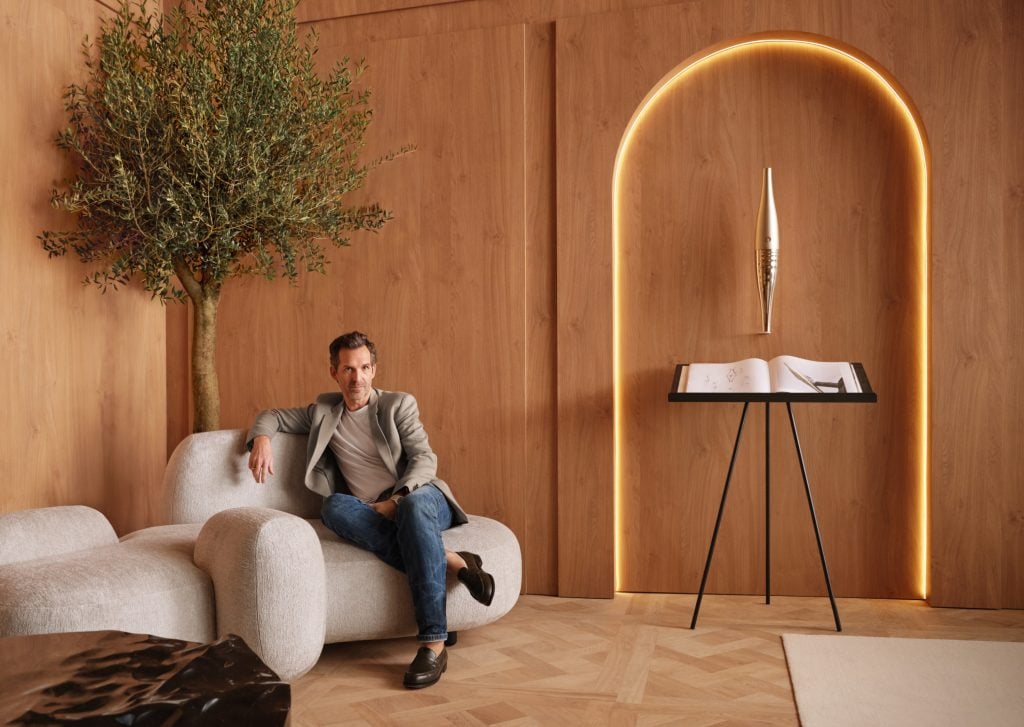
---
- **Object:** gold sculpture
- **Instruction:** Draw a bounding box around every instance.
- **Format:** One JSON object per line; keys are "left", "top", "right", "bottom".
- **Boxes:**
{"left": 755, "top": 167, "right": 779, "bottom": 333}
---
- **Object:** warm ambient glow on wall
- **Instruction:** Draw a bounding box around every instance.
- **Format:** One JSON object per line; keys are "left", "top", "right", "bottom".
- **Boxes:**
{"left": 611, "top": 32, "right": 931, "bottom": 599}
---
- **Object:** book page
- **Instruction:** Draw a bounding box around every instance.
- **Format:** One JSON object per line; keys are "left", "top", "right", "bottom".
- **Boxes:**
{"left": 685, "top": 359, "right": 771, "bottom": 393}
{"left": 768, "top": 355, "right": 861, "bottom": 393}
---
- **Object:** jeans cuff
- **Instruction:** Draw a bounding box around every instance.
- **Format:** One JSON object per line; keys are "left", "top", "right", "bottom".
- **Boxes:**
{"left": 418, "top": 632, "right": 447, "bottom": 643}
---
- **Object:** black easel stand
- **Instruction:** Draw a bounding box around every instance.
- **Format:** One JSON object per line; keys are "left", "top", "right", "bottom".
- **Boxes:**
{"left": 687, "top": 401, "right": 843, "bottom": 632}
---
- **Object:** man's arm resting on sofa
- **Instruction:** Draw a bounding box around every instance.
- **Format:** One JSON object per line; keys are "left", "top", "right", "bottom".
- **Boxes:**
{"left": 245, "top": 405, "right": 316, "bottom": 449}
{"left": 248, "top": 435, "right": 275, "bottom": 484}
{"left": 245, "top": 405, "right": 316, "bottom": 485}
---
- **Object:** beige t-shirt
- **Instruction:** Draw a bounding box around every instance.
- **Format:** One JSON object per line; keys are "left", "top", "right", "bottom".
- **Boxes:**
{"left": 327, "top": 406, "right": 396, "bottom": 502}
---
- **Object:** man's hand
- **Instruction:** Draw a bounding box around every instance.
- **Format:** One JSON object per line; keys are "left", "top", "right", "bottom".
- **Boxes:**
{"left": 248, "top": 435, "right": 275, "bottom": 484}
{"left": 370, "top": 499, "right": 398, "bottom": 521}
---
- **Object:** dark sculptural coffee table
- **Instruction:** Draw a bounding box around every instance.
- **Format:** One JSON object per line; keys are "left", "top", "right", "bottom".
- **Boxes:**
{"left": 0, "top": 630, "right": 290, "bottom": 725}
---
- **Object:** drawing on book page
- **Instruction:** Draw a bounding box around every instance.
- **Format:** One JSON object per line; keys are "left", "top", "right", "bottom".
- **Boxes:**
{"left": 686, "top": 358, "right": 770, "bottom": 393}
{"left": 782, "top": 363, "right": 848, "bottom": 393}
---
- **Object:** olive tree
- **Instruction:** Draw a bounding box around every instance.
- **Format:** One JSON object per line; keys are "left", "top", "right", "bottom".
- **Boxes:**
{"left": 41, "top": 0, "right": 400, "bottom": 431}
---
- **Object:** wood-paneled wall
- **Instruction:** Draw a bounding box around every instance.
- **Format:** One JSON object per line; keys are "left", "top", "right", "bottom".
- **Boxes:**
{"left": 549, "top": 0, "right": 1019, "bottom": 607}
{"left": 0, "top": 0, "right": 166, "bottom": 535}
{"left": 1003, "top": 0, "right": 1024, "bottom": 610}
{"left": 179, "top": 19, "right": 548, "bottom": 587}
{"left": 7, "top": 0, "right": 1016, "bottom": 607}
{"left": 613, "top": 40, "right": 922, "bottom": 598}
{"left": 158, "top": 0, "right": 1021, "bottom": 607}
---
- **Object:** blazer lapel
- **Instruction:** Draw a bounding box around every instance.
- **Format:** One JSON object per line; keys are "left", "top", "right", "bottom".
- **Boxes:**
{"left": 307, "top": 398, "right": 345, "bottom": 480}
{"left": 368, "top": 389, "right": 398, "bottom": 476}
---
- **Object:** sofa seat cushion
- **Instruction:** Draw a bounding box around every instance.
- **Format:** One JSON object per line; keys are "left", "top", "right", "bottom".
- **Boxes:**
{"left": 315, "top": 515, "right": 522, "bottom": 644}
{"left": 0, "top": 524, "right": 214, "bottom": 644}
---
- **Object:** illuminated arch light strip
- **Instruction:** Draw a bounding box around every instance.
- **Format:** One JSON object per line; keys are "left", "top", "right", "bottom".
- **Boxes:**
{"left": 611, "top": 32, "right": 930, "bottom": 599}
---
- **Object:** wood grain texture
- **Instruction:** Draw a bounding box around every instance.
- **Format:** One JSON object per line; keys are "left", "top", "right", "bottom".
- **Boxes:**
{"left": 617, "top": 42, "right": 921, "bottom": 599}
{"left": 550, "top": 0, "right": 1023, "bottom": 607}
{"left": 1002, "top": 0, "right": 1024, "bottom": 611}
{"left": 295, "top": 0, "right": 692, "bottom": 37}
{"left": 208, "top": 22, "right": 531, "bottom": 571}
{"left": 3, "top": 0, "right": 1015, "bottom": 604}
{"left": 910, "top": 1, "right": 1009, "bottom": 609}
{"left": 295, "top": 0, "right": 470, "bottom": 24}
{"left": 165, "top": 303, "right": 190, "bottom": 455}
{"left": 290, "top": 593, "right": 1024, "bottom": 725}
{"left": 553, "top": 12, "right": 623, "bottom": 598}
{"left": 0, "top": 0, "right": 166, "bottom": 534}
{"left": 523, "top": 22, "right": 559, "bottom": 595}
{"left": 158, "top": 0, "right": 1023, "bottom": 607}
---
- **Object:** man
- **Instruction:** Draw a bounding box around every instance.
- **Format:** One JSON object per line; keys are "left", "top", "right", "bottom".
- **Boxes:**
{"left": 246, "top": 331, "right": 494, "bottom": 689}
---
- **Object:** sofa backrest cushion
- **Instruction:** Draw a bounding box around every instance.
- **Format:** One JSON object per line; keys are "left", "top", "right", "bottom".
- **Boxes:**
{"left": 0, "top": 506, "right": 118, "bottom": 566}
{"left": 164, "top": 429, "right": 322, "bottom": 524}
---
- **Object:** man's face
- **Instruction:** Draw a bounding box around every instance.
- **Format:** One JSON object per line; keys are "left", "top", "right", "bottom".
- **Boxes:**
{"left": 331, "top": 346, "right": 376, "bottom": 411}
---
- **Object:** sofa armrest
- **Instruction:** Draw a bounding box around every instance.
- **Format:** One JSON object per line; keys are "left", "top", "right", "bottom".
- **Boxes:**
{"left": 0, "top": 506, "right": 117, "bottom": 566}
{"left": 194, "top": 507, "right": 325, "bottom": 681}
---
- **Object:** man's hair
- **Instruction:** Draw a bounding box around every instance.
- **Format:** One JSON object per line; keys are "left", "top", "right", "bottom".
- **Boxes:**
{"left": 329, "top": 331, "right": 377, "bottom": 368}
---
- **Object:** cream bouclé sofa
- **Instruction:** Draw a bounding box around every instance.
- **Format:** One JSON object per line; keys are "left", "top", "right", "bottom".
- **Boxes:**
{"left": 0, "top": 430, "right": 522, "bottom": 681}
{"left": 0, "top": 507, "right": 214, "bottom": 643}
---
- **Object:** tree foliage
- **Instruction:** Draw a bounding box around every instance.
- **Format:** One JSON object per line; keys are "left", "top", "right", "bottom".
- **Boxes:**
{"left": 40, "top": 0, "right": 397, "bottom": 302}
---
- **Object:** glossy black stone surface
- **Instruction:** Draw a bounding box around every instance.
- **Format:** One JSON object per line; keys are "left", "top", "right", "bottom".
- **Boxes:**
{"left": 0, "top": 630, "right": 289, "bottom": 725}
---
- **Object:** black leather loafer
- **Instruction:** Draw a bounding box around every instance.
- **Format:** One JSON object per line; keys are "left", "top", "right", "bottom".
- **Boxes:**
{"left": 456, "top": 550, "right": 495, "bottom": 607}
{"left": 403, "top": 646, "right": 447, "bottom": 689}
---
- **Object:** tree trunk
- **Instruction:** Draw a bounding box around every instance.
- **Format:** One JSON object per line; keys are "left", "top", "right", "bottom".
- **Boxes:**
{"left": 191, "top": 291, "right": 221, "bottom": 432}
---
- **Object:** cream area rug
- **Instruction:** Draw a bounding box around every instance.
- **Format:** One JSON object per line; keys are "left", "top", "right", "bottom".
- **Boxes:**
{"left": 782, "top": 634, "right": 1024, "bottom": 727}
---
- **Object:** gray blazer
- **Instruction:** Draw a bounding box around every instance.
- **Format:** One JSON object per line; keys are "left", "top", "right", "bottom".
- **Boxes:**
{"left": 246, "top": 388, "right": 468, "bottom": 525}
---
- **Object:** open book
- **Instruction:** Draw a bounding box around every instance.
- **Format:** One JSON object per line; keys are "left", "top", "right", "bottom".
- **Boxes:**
{"left": 683, "top": 355, "right": 862, "bottom": 394}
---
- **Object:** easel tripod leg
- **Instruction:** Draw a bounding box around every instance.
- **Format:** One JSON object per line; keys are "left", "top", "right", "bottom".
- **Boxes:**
{"left": 765, "top": 402, "right": 771, "bottom": 605}
{"left": 690, "top": 402, "right": 749, "bottom": 629}
{"left": 786, "top": 402, "right": 843, "bottom": 632}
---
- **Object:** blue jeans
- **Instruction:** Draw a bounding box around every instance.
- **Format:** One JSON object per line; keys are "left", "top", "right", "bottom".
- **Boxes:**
{"left": 321, "top": 484, "right": 455, "bottom": 643}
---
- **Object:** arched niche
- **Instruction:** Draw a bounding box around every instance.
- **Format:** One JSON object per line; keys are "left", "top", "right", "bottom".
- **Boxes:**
{"left": 612, "top": 33, "right": 929, "bottom": 599}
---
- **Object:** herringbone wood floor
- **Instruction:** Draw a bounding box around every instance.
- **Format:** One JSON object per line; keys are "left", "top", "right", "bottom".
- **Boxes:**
{"left": 291, "top": 594, "right": 1024, "bottom": 726}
